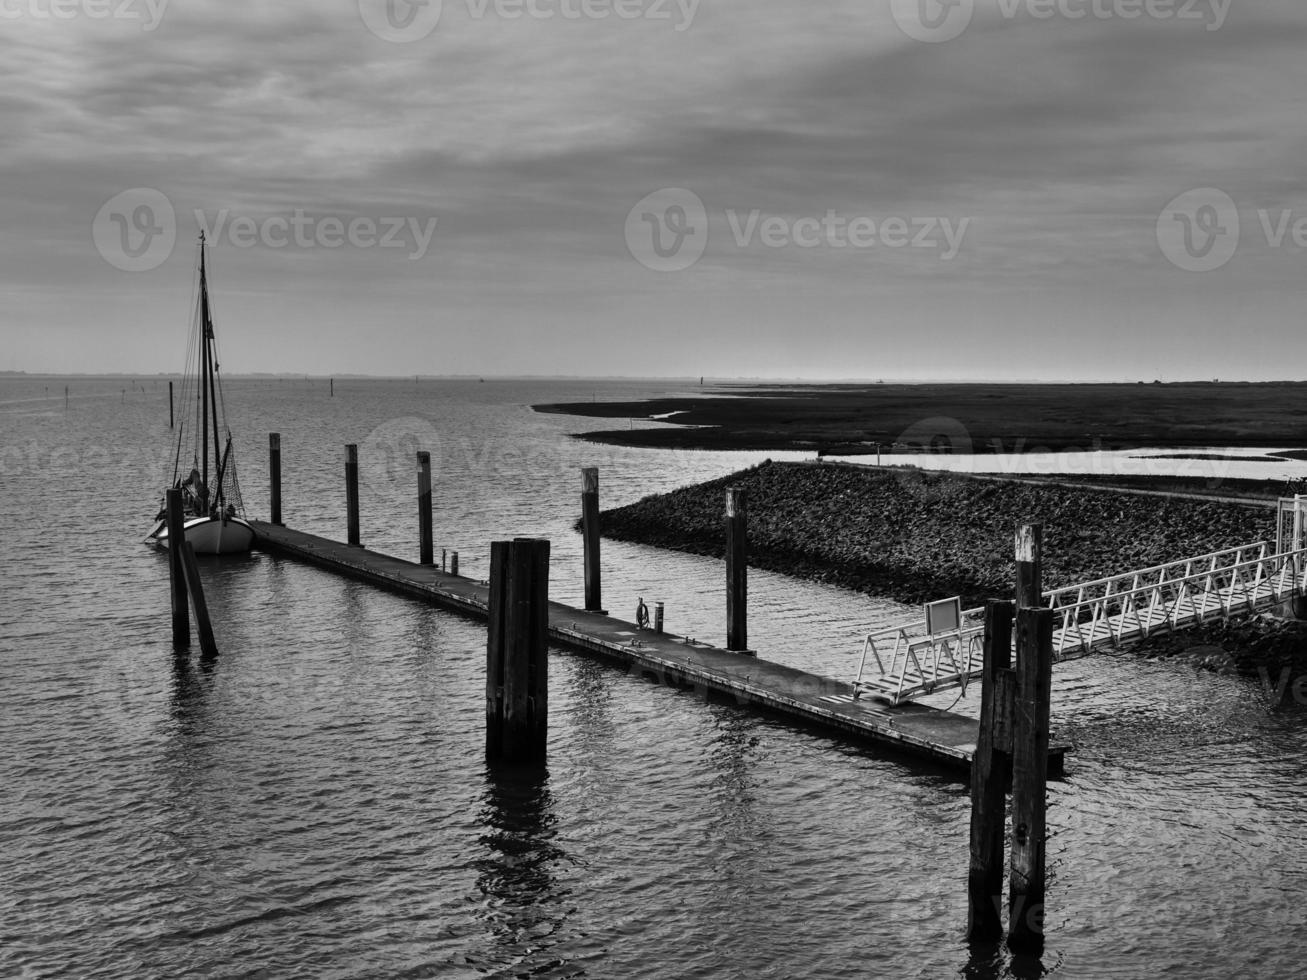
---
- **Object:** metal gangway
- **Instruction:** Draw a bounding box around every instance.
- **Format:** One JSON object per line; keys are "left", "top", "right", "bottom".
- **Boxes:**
{"left": 853, "top": 497, "right": 1307, "bottom": 705}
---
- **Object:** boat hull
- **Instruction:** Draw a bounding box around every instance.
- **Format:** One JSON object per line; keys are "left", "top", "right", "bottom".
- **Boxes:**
{"left": 147, "top": 515, "right": 256, "bottom": 555}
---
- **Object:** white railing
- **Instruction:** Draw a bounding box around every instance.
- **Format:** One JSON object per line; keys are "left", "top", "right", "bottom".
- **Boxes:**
{"left": 854, "top": 529, "right": 1307, "bottom": 705}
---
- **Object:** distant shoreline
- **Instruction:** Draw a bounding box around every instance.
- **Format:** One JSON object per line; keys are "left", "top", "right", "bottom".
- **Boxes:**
{"left": 535, "top": 380, "right": 1307, "bottom": 455}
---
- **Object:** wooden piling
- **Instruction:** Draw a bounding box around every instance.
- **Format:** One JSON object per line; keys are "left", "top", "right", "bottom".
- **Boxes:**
{"left": 1015, "top": 523, "right": 1043, "bottom": 608}
{"left": 345, "top": 443, "right": 360, "bottom": 547}
{"left": 967, "top": 599, "right": 1015, "bottom": 943}
{"left": 169, "top": 380, "right": 174, "bottom": 429}
{"left": 1008, "top": 605, "right": 1054, "bottom": 953}
{"left": 178, "top": 541, "right": 219, "bottom": 658}
{"left": 451, "top": 551, "right": 459, "bottom": 577}
{"left": 581, "top": 467, "right": 605, "bottom": 613}
{"left": 486, "top": 538, "right": 551, "bottom": 762}
{"left": 417, "top": 451, "right": 433, "bottom": 565}
{"left": 654, "top": 601, "right": 664, "bottom": 634}
{"left": 725, "top": 487, "right": 751, "bottom": 654}
{"left": 269, "top": 432, "right": 282, "bottom": 526}
{"left": 165, "top": 488, "right": 189, "bottom": 645}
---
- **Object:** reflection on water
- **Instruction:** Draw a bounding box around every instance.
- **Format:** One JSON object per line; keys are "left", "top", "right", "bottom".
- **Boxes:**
{"left": 472, "top": 763, "right": 581, "bottom": 978}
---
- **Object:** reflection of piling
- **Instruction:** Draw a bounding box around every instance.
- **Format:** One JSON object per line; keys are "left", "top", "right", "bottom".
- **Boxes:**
{"left": 269, "top": 433, "right": 282, "bottom": 525}
{"left": 166, "top": 488, "right": 189, "bottom": 644}
{"left": 345, "top": 443, "right": 360, "bottom": 547}
{"left": 486, "top": 538, "right": 550, "bottom": 762}
{"left": 581, "top": 467, "right": 605, "bottom": 613}
{"left": 725, "top": 487, "right": 751, "bottom": 654}
{"left": 418, "top": 451, "right": 433, "bottom": 565}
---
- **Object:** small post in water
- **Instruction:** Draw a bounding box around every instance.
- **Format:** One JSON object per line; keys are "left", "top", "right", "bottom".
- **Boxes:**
{"left": 581, "top": 467, "right": 605, "bottom": 613}
{"left": 654, "top": 601, "right": 664, "bottom": 634}
{"left": 179, "top": 540, "right": 219, "bottom": 659}
{"left": 486, "top": 538, "right": 551, "bottom": 763}
{"left": 967, "top": 599, "right": 1015, "bottom": 943}
{"left": 345, "top": 443, "right": 360, "bottom": 547}
{"left": 269, "top": 432, "right": 282, "bottom": 526}
{"left": 417, "top": 451, "right": 433, "bottom": 565}
{"left": 1008, "top": 604, "right": 1054, "bottom": 954}
{"left": 165, "top": 488, "right": 189, "bottom": 645}
{"left": 169, "top": 380, "right": 174, "bottom": 429}
{"left": 725, "top": 487, "right": 752, "bottom": 654}
{"left": 451, "top": 551, "right": 459, "bottom": 577}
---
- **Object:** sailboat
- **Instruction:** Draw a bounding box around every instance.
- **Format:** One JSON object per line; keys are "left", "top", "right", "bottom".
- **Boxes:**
{"left": 146, "top": 232, "right": 255, "bottom": 554}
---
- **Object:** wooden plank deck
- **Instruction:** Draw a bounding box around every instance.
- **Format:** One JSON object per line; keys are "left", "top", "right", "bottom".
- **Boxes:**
{"left": 249, "top": 521, "right": 1067, "bottom": 774}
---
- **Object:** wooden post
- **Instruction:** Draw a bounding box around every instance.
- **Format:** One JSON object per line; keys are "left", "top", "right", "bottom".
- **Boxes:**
{"left": 345, "top": 443, "right": 360, "bottom": 547}
{"left": 1008, "top": 604, "right": 1054, "bottom": 954}
{"left": 654, "top": 601, "right": 664, "bottom": 634}
{"left": 269, "top": 432, "right": 282, "bottom": 526}
{"left": 417, "top": 451, "right": 433, "bottom": 565}
{"left": 725, "top": 487, "right": 751, "bottom": 654}
{"left": 451, "top": 551, "right": 459, "bottom": 577}
{"left": 581, "top": 467, "right": 605, "bottom": 613}
{"left": 442, "top": 548, "right": 447, "bottom": 572}
{"left": 486, "top": 538, "right": 551, "bottom": 762}
{"left": 330, "top": 377, "right": 334, "bottom": 397}
{"left": 967, "top": 599, "right": 1014, "bottom": 943}
{"left": 165, "top": 488, "right": 189, "bottom": 645}
{"left": 1015, "top": 523, "right": 1043, "bottom": 608}
{"left": 168, "top": 380, "right": 174, "bottom": 429}
{"left": 178, "top": 541, "right": 218, "bottom": 658}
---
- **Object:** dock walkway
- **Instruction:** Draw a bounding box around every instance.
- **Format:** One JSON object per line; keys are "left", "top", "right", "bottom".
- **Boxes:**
{"left": 250, "top": 521, "right": 1066, "bottom": 773}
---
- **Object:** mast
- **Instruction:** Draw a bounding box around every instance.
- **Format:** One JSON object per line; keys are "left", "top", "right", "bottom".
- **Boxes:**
{"left": 199, "top": 233, "right": 209, "bottom": 500}
{"left": 198, "top": 233, "right": 223, "bottom": 510}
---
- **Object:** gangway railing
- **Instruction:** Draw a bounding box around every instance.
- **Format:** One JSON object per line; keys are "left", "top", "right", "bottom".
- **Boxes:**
{"left": 854, "top": 504, "right": 1307, "bottom": 705}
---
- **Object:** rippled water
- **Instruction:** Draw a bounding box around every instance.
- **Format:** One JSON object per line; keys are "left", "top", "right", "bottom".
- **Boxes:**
{"left": 3, "top": 377, "right": 1306, "bottom": 979}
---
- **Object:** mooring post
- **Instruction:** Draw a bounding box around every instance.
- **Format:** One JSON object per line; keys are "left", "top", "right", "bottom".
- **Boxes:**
{"left": 168, "top": 380, "right": 174, "bottom": 429}
{"left": 417, "top": 451, "right": 433, "bottom": 565}
{"left": 1008, "top": 604, "right": 1054, "bottom": 953}
{"left": 165, "top": 488, "right": 189, "bottom": 645}
{"left": 1015, "top": 523, "right": 1043, "bottom": 608}
{"left": 654, "top": 601, "right": 664, "bottom": 634}
{"left": 451, "top": 551, "right": 459, "bottom": 577}
{"left": 581, "top": 467, "right": 605, "bottom": 613}
{"left": 345, "top": 443, "right": 360, "bottom": 547}
{"left": 967, "top": 599, "right": 1015, "bottom": 943}
{"left": 486, "top": 538, "right": 551, "bottom": 762}
{"left": 726, "top": 487, "right": 752, "bottom": 654}
{"left": 269, "top": 432, "right": 282, "bottom": 526}
{"left": 442, "top": 548, "right": 447, "bottom": 573}
{"left": 179, "top": 541, "right": 219, "bottom": 659}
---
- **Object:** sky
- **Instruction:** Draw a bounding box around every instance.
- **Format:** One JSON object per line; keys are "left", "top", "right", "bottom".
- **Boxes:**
{"left": 3, "top": 0, "right": 1307, "bottom": 380}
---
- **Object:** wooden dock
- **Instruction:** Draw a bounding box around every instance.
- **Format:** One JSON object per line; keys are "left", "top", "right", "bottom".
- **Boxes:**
{"left": 249, "top": 521, "right": 1066, "bottom": 774}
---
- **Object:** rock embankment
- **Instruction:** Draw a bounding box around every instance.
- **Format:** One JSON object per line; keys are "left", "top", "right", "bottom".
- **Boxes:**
{"left": 598, "top": 461, "right": 1276, "bottom": 607}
